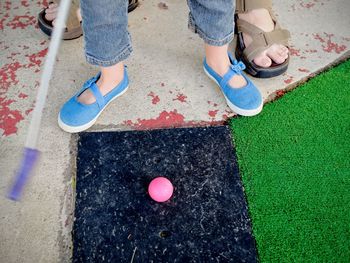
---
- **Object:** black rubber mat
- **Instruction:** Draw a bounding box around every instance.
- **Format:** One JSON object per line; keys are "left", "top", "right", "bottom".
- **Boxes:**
{"left": 74, "top": 126, "right": 258, "bottom": 262}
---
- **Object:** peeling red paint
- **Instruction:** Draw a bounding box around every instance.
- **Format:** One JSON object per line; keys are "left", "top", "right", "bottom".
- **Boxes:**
{"left": 37, "top": 0, "right": 49, "bottom": 7}
{"left": 289, "top": 47, "right": 301, "bottom": 56}
{"left": 208, "top": 110, "right": 219, "bottom": 118}
{"left": 305, "top": 49, "right": 317, "bottom": 53}
{"left": 123, "top": 110, "right": 227, "bottom": 130}
{"left": 18, "top": 92, "right": 28, "bottom": 99}
{"left": 222, "top": 114, "right": 229, "bottom": 120}
{"left": 298, "top": 68, "right": 310, "bottom": 73}
{"left": 147, "top": 92, "right": 160, "bottom": 105}
{"left": 173, "top": 93, "right": 187, "bottom": 103}
{"left": 276, "top": 90, "right": 286, "bottom": 98}
{"left": 300, "top": 1, "right": 315, "bottom": 9}
{"left": 0, "top": 97, "right": 24, "bottom": 136}
{"left": 26, "top": 48, "right": 48, "bottom": 68}
{"left": 25, "top": 108, "right": 33, "bottom": 115}
{"left": 284, "top": 76, "right": 293, "bottom": 84}
{"left": 3, "top": 1, "right": 11, "bottom": 11}
{"left": 6, "top": 15, "right": 36, "bottom": 29}
{"left": 0, "top": 13, "right": 10, "bottom": 30}
{"left": 124, "top": 110, "right": 185, "bottom": 129}
{"left": 0, "top": 62, "right": 22, "bottom": 93}
{"left": 314, "top": 33, "right": 347, "bottom": 54}
{"left": 21, "top": 0, "right": 30, "bottom": 7}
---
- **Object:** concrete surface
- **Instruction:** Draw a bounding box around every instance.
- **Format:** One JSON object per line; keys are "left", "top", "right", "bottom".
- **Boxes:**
{"left": 0, "top": 0, "right": 349, "bottom": 262}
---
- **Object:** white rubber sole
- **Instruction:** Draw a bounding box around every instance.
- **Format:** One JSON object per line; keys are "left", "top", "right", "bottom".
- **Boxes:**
{"left": 203, "top": 66, "right": 263, "bottom": 117}
{"left": 58, "top": 85, "right": 129, "bottom": 133}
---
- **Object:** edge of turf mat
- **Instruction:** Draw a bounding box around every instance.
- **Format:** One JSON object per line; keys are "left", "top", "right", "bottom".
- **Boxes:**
{"left": 266, "top": 51, "right": 350, "bottom": 103}
{"left": 229, "top": 60, "right": 350, "bottom": 262}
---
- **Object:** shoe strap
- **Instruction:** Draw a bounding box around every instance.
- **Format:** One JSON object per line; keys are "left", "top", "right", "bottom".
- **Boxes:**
{"left": 219, "top": 60, "right": 246, "bottom": 88}
{"left": 89, "top": 82, "right": 105, "bottom": 109}
{"left": 236, "top": 0, "right": 272, "bottom": 13}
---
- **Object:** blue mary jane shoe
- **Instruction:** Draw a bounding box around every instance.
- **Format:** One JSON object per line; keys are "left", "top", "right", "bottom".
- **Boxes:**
{"left": 58, "top": 67, "right": 129, "bottom": 133}
{"left": 203, "top": 53, "right": 263, "bottom": 116}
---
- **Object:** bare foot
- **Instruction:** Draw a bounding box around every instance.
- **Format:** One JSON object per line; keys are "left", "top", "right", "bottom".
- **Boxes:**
{"left": 78, "top": 63, "right": 125, "bottom": 105}
{"left": 205, "top": 44, "right": 247, "bottom": 89}
{"left": 238, "top": 8, "right": 289, "bottom": 68}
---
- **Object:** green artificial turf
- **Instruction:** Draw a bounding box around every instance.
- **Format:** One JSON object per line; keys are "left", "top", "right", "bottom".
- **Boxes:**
{"left": 230, "top": 60, "right": 350, "bottom": 263}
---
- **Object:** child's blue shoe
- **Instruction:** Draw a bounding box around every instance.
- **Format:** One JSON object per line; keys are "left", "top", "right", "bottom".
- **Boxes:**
{"left": 58, "top": 67, "right": 129, "bottom": 133}
{"left": 203, "top": 53, "right": 263, "bottom": 116}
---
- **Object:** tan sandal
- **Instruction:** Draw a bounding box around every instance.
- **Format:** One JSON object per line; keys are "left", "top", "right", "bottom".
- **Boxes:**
{"left": 235, "top": 0, "right": 291, "bottom": 78}
{"left": 38, "top": 0, "right": 82, "bottom": 40}
{"left": 37, "top": 0, "right": 139, "bottom": 40}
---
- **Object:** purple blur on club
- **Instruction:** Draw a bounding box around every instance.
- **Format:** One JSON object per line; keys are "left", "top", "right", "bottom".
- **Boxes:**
{"left": 8, "top": 147, "right": 40, "bottom": 201}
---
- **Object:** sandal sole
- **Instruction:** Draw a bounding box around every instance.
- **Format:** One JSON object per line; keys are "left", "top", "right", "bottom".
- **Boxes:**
{"left": 38, "top": 1, "right": 139, "bottom": 40}
{"left": 236, "top": 49, "right": 289, "bottom": 78}
{"left": 37, "top": 9, "right": 83, "bottom": 40}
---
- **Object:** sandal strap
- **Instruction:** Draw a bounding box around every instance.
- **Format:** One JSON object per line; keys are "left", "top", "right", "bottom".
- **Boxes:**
{"left": 237, "top": 18, "right": 290, "bottom": 62}
{"left": 67, "top": 0, "right": 80, "bottom": 30}
{"left": 55, "top": 0, "right": 80, "bottom": 30}
{"left": 236, "top": 0, "right": 272, "bottom": 13}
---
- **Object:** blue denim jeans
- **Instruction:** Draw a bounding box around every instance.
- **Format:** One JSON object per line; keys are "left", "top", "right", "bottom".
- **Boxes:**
{"left": 81, "top": 0, "right": 235, "bottom": 67}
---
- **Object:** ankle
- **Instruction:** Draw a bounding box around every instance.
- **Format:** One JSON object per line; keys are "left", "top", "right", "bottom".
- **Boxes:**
{"left": 206, "top": 58, "right": 231, "bottom": 77}
{"left": 205, "top": 44, "right": 231, "bottom": 76}
{"left": 97, "top": 62, "right": 124, "bottom": 90}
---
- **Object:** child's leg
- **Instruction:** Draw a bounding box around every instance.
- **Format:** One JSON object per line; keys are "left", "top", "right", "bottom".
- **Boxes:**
{"left": 78, "top": 0, "right": 131, "bottom": 104}
{"left": 58, "top": 0, "right": 131, "bottom": 132}
{"left": 187, "top": 0, "right": 263, "bottom": 116}
{"left": 205, "top": 44, "right": 247, "bottom": 89}
{"left": 187, "top": 0, "right": 246, "bottom": 88}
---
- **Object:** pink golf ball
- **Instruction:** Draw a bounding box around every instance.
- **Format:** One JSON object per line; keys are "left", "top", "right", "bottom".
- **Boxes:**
{"left": 148, "top": 177, "right": 174, "bottom": 202}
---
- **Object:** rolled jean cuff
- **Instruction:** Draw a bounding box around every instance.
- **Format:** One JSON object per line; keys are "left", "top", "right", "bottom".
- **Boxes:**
{"left": 188, "top": 13, "right": 234, "bottom": 46}
{"left": 85, "top": 44, "right": 133, "bottom": 67}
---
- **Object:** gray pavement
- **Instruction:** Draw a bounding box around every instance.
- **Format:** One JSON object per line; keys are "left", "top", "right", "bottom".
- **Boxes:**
{"left": 1, "top": 0, "right": 350, "bottom": 262}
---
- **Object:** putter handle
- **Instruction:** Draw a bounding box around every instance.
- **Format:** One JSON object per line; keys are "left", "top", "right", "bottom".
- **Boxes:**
{"left": 8, "top": 148, "right": 40, "bottom": 201}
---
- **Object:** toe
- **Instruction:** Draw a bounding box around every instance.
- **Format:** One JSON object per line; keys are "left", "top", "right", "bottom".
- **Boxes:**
{"left": 266, "top": 45, "right": 287, "bottom": 64}
{"left": 45, "top": 12, "right": 56, "bottom": 21}
{"left": 253, "top": 52, "right": 272, "bottom": 68}
{"left": 46, "top": 3, "right": 58, "bottom": 13}
{"left": 280, "top": 45, "right": 289, "bottom": 54}
{"left": 45, "top": 3, "right": 58, "bottom": 21}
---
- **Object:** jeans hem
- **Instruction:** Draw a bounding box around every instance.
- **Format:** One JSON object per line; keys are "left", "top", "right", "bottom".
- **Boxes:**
{"left": 85, "top": 45, "right": 133, "bottom": 67}
{"left": 188, "top": 13, "right": 234, "bottom": 46}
